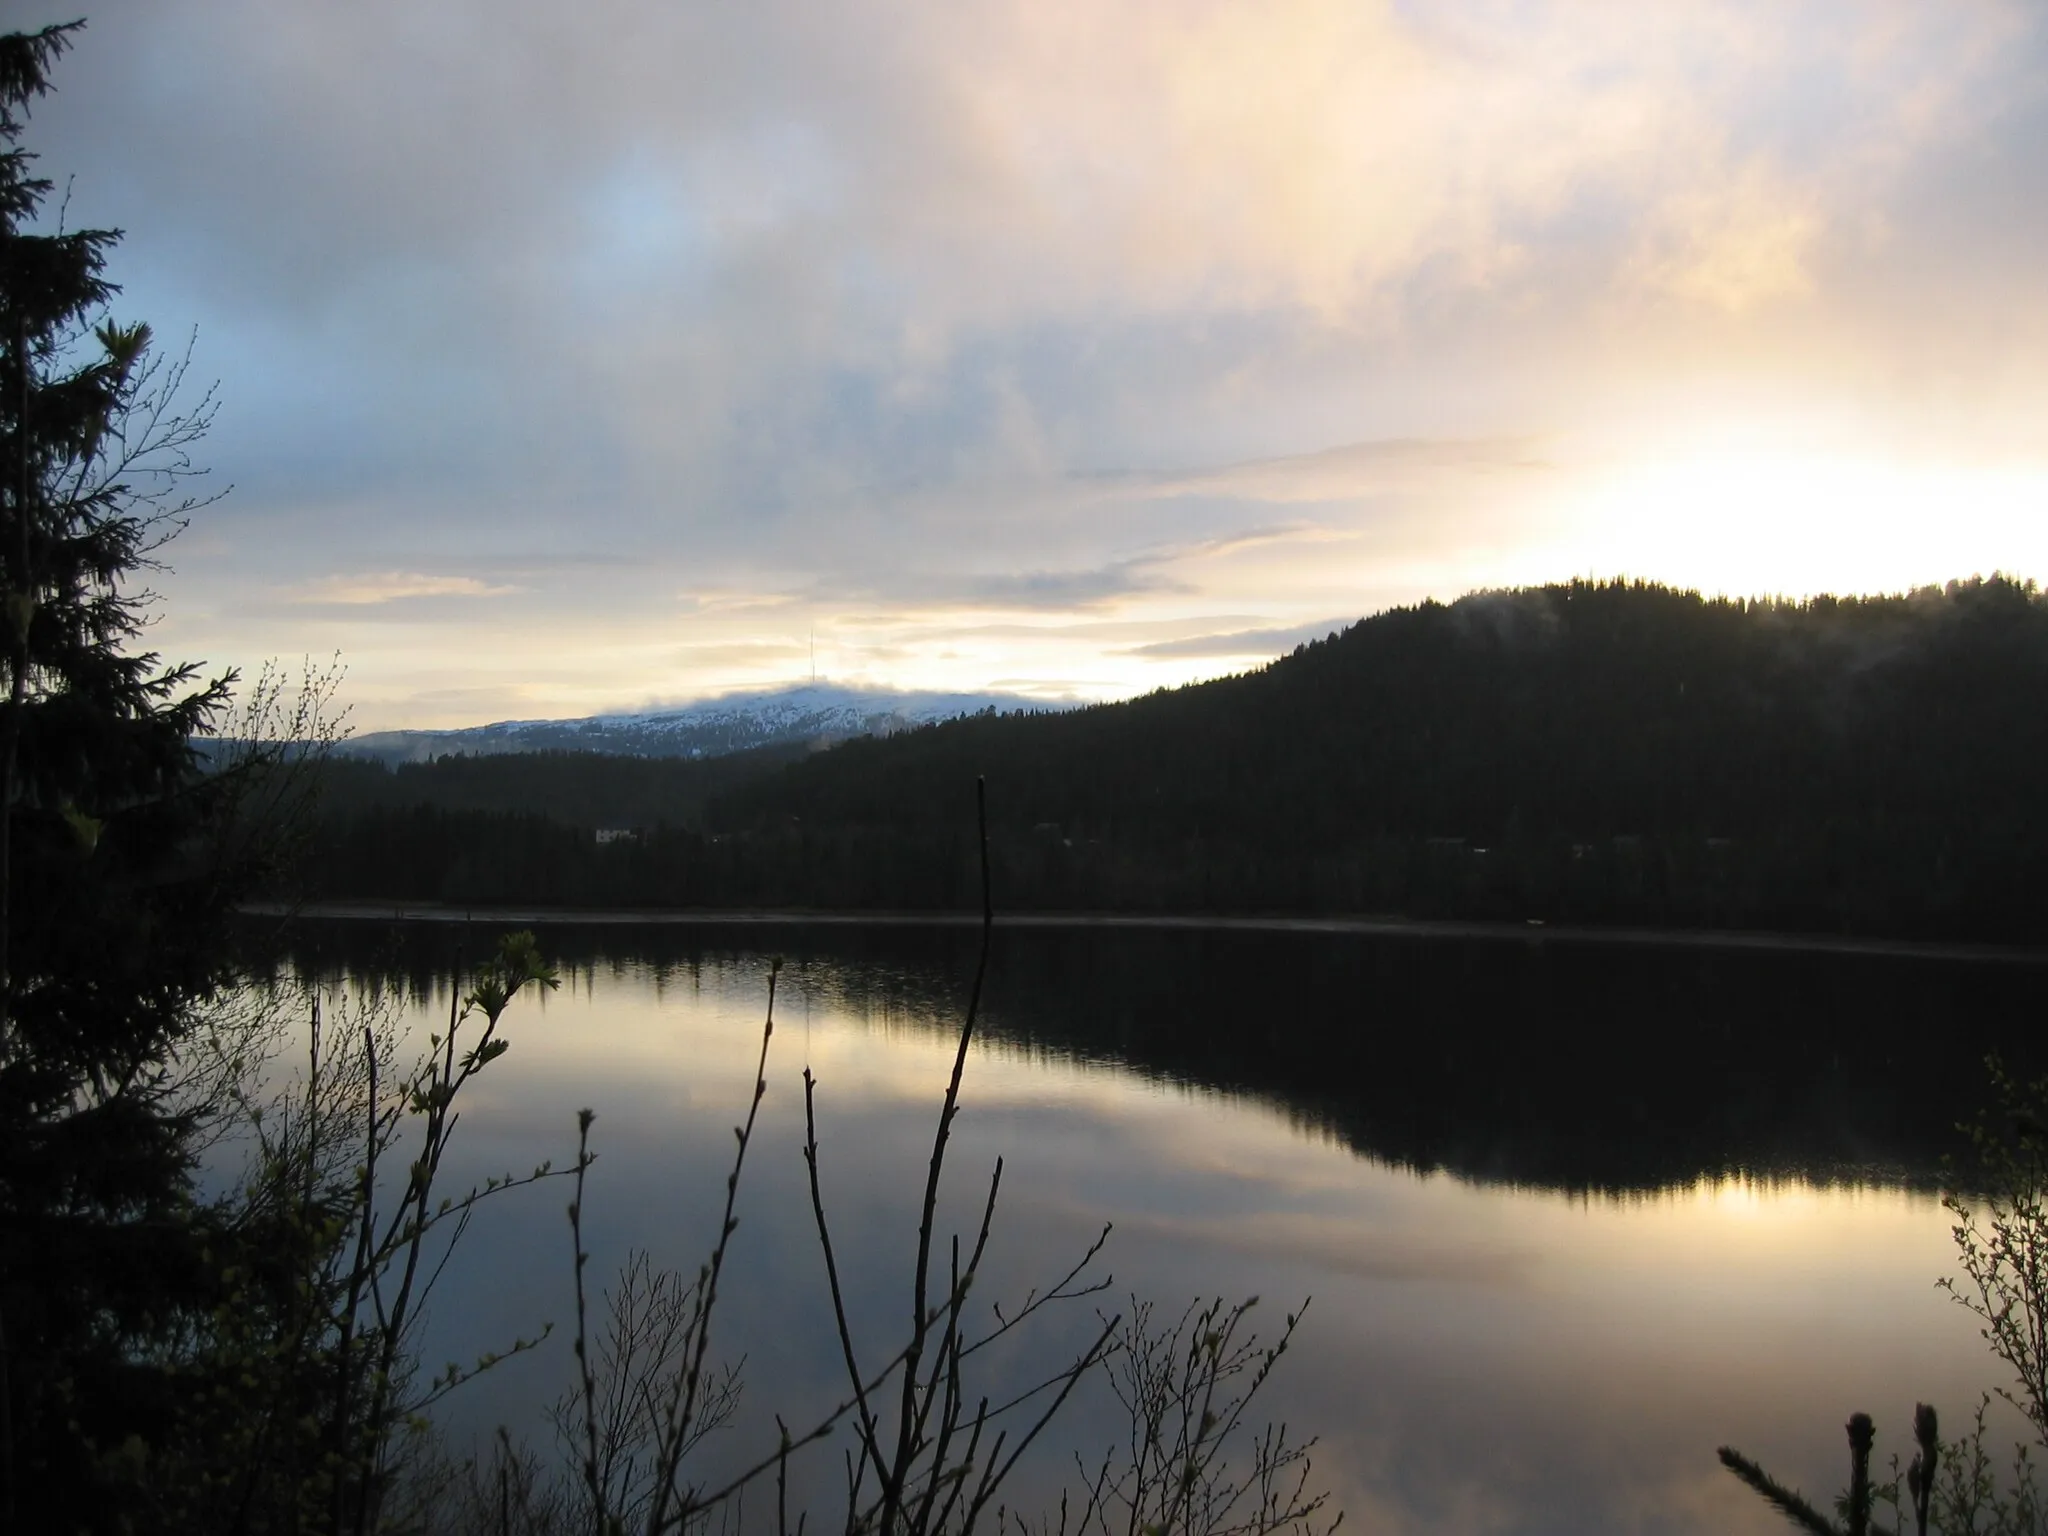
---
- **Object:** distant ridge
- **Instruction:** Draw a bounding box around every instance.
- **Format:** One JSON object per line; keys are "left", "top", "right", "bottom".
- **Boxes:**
{"left": 342, "top": 683, "right": 1065, "bottom": 766}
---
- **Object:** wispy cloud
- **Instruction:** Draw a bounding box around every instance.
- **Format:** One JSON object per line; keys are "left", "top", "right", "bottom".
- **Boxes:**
{"left": 285, "top": 572, "right": 523, "bottom": 606}
{"left": 1125, "top": 619, "right": 1355, "bottom": 661}
{"left": 676, "top": 589, "right": 803, "bottom": 615}
{"left": 1139, "top": 440, "right": 1553, "bottom": 507}
{"left": 817, "top": 557, "right": 1185, "bottom": 613}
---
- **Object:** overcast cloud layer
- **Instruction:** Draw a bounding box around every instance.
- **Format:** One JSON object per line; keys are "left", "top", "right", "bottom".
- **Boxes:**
{"left": 23, "top": 1, "right": 2048, "bottom": 726}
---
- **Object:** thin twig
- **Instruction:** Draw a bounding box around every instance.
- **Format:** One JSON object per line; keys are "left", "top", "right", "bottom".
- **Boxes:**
{"left": 883, "top": 778, "right": 994, "bottom": 1532}
{"left": 805, "top": 1067, "right": 889, "bottom": 1488}
{"left": 646, "top": 964, "right": 779, "bottom": 1534}
{"left": 572, "top": 1109, "right": 604, "bottom": 1529}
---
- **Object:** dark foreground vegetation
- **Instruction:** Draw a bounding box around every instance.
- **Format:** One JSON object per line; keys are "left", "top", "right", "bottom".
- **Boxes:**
{"left": 305, "top": 576, "right": 2048, "bottom": 943}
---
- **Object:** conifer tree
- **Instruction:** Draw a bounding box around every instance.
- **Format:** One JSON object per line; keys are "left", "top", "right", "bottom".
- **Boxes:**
{"left": 0, "top": 21, "right": 244, "bottom": 1529}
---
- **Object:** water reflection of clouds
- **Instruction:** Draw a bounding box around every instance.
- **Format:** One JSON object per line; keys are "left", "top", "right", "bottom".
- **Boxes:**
{"left": 1098, "top": 1205, "right": 1539, "bottom": 1289}
{"left": 295, "top": 937, "right": 2016, "bottom": 1536}
{"left": 512, "top": 957, "right": 1231, "bottom": 1122}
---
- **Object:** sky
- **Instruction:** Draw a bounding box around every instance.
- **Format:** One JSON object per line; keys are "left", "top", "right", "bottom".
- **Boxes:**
{"left": 21, "top": 1, "right": 2048, "bottom": 730}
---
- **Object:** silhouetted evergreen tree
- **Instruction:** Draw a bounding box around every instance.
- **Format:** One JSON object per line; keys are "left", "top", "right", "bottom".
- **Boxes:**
{"left": 0, "top": 23, "right": 246, "bottom": 1529}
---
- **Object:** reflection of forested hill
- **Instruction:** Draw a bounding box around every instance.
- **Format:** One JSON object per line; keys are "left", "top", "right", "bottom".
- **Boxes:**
{"left": 304, "top": 578, "right": 2048, "bottom": 942}
{"left": 974, "top": 927, "right": 2048, "bottom": 1193}
{"left": 251, "top": 918, "right": 2048, "bottom": 1195}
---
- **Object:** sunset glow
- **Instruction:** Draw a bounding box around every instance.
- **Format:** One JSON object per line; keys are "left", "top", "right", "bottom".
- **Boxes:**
{"left": 28, "top": 1, "right": 2048, "bottom": 727}
{"left": 1571, "top": 452, "right": 2048, "bottom": 600}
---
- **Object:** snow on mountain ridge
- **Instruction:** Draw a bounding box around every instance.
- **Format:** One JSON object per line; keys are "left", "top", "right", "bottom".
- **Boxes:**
{"left": 483, "top": 685, "right": 1022, "bottom": 737}
{"left": 344, "top": 684, "right": 1065, "bottom": 765}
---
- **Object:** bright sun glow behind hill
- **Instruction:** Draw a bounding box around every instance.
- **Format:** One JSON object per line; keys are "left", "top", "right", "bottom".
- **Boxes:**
{"left": 1562, "top": 452, "right": 2048, "bottom": 601}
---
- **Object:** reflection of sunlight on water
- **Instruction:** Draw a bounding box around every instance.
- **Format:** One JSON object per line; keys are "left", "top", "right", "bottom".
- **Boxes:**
{"left": 1680, "top": 1172, "right": 1930, "bottom": 1219}
{"left": 1694, "top": 1174, "right": 1776, "bottom": 1216}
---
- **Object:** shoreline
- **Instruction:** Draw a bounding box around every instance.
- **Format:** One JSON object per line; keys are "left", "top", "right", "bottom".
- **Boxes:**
{"left": 238, "top": 901, "right": 2048, "bottom": 966}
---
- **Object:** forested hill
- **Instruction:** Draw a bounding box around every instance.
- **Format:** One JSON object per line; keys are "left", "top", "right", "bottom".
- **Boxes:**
{"left": 305, "top": 578, "right": 2048, "bottom": 941}
{"left": 726, "top": 575, "right": 2045, "bottom": 840}
{"left": 311, "top": 737, "right": 814, "bottom": 827}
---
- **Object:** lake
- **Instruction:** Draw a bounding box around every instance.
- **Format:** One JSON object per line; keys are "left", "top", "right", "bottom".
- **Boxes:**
{"left": 250, "top": 916, "right": 2048, "bottom": 1535}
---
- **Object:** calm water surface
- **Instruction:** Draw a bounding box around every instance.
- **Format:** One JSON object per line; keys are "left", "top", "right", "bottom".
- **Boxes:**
{"left": 260, "top": 920, "right": 2048, "bottom": 1535}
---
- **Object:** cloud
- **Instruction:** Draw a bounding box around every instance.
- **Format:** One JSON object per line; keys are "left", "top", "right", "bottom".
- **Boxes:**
{"left": 1173, "top": 524, "right": 1343, "bottom": 559}
{"left": 285, "top": 572, "right": 523, "bottom": 606}
{"left": 799, "top": 519, "right": 1364, "bottom": 617}
{"left": 1140, "top": 439, "right": 1554, "bottom": 506}
{"left": 677, "top": 589, "right": 803, "bottom": 615}
{"left": 49, "top": 4, "right": 2038, "bottom": 465}
{"left": 665, "top": 640, "right": 808, "bottom": 669}
{"left": 859, "top": 615, "right": 1272, "bottom": 643}
{"left": 1125, "top": 619, "right": 1355, "bottom": 661}
{"left": 954, "top": 564, "right": 1185, "bottom": 609}
{"left": 1626, "top": 163, "right": 1821, "bottom": 311}
{"left": 816, "top": 556, "right": 1185, "bottom": 613}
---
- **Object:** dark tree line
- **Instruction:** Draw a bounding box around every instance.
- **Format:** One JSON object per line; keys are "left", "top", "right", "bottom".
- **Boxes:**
{"left": 312, "top": 736, "right": 812, "bottom": 827}
{"left": 306, "top": 577, "right": 2048, "bottom": 943}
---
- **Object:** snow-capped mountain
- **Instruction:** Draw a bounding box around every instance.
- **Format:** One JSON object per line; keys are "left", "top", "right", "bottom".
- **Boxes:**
{"left": 343, "top": 684, "right": 1066, "bottom": 765}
